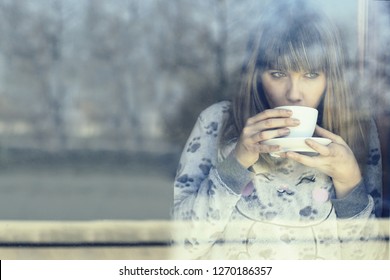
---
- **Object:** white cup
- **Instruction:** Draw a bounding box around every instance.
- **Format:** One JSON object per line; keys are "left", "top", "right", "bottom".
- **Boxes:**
{"left": 275, "top": 106, "right": 318, "bottom": 138}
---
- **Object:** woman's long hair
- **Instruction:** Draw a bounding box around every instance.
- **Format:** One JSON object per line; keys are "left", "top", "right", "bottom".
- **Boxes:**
{"left": 223, "top": 0, "right": 368, "bottom": 166}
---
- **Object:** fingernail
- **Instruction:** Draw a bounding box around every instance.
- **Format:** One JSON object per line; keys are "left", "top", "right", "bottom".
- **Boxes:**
{"left": 305, "top": 139, "right": 313, "bottom": 144}
{"left": 280, "top": 128, "right": 290, "bottom": 135}
{"left": 292, "top": 119, "right": 300, "bottom": 125}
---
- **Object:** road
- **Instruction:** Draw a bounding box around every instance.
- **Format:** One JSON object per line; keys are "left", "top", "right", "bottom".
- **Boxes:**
{"left": 0, "top": 167, "right": 174, "bottom": 220}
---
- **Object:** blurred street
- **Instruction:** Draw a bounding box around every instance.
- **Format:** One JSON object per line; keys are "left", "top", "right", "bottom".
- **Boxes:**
{"left": 0, "top": 157, "right": 175, "bottom": 220}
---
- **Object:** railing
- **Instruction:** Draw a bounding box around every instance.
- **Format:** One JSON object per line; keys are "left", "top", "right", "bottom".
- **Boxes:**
{"left": 0, "top": 220, "right": 172, "bottom": 260}
{"left": 0, "top": 219, "right": 389, "bottom": 260}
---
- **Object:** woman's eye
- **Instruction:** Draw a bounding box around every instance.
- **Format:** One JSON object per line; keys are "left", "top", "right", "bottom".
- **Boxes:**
{"left": 304, "top": 72, "right": 320, "bottom": 79}
{"left": 270, "top": 71, "right": 286, "bottom": 78}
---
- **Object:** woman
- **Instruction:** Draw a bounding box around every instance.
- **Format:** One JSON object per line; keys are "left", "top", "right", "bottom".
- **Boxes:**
{"left": 172, "top": 0, "right": 384, "bottom": 259}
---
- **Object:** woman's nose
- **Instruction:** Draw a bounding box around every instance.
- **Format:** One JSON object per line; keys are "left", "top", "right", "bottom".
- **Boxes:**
{"left": 286, "top": 77, "right": 303, "bottom": 103}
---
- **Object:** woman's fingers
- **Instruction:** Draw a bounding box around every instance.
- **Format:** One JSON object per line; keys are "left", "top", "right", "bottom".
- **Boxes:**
{"left": 245, "top": 116, "right": 299, "bottom": 140}
{"left": 243, "top": 109, "right": 301, "bottom": 144}
{"left": 236, "top": 108, "right": 303, "bottom": 167}
{"left": 249, "top": 127, "right": 290, "bottom": 144}
{"left": 315, "top": 125, "right": 345, "bottom": 144}
{"left": 256, "top": 143, "right": 281, "bottom": 153}
{"left": 280, "top": 137, "right": 334, "bottom": 166}
{"left": 305, "top": 138, "right": 332, "bottom": 156}
{"left": 247, "top": 109, "right": 293, "bottom": 125}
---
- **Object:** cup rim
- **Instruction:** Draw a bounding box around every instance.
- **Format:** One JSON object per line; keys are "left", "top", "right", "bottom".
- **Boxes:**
{"left": 274, "top": 105, "right": 318, "bottom": 113}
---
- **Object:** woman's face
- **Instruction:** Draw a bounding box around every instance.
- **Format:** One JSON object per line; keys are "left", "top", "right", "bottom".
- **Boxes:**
{"left": 260, "top": 69, "right": 327, "bottom": 108}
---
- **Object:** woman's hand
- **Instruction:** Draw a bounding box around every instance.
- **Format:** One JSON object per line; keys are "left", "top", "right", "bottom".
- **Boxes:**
{"left": 234, "top": 108, "right": 300, "bottom": 169}
{"left": 282, "top": 125, "right": 362, "bottom": 198}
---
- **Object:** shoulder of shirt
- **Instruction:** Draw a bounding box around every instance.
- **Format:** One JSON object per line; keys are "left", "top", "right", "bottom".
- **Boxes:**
{"left": 198, "top": 100, "right": 232, "bottom": 122}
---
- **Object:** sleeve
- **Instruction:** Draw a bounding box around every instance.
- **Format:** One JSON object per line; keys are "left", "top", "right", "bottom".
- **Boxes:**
{"left": 331, "top": 180, "right": 370, "bottom": 218}
{"left": 331, "top": 119, "right": 382, "bottom": 219}
{"left": 335, "top": 119, "right": 386, "bottom": 259}
{"left": 363, "top": 118, "right": 383, "bottom": 217}
{"left": 171, "top": 102, "right": 253, "bottom": 259}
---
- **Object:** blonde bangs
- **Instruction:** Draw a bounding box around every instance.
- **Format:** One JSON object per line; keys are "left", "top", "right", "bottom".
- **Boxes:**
{"left": 258, "top": 41, "right": 327, "bottom": 73}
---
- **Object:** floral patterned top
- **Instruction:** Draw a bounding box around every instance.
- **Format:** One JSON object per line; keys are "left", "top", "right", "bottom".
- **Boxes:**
{"left": 172, "top": 101, "right": 384, "bottom": 259}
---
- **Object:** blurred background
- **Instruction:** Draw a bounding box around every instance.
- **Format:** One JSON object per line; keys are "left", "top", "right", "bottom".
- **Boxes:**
{"left": 0, "top": 0, "right": 388, "bottom": 220}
